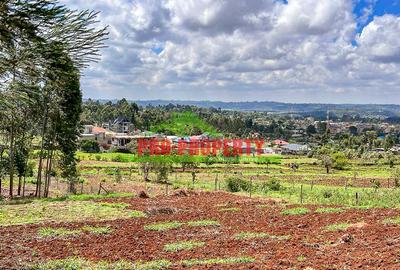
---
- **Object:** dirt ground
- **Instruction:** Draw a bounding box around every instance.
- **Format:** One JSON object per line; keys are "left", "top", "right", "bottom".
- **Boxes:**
{"left": 1, "top": 191, "right": 400, "bottom": 269}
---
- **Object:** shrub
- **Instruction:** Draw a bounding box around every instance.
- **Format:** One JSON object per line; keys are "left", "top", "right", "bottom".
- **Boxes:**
{"left": 265, "top": 178, "right": 282, "bottom": 191}
{"left": 80, "top": 140, "right": 100, "bottom": 153}
{"left": 225, "top": 177, "right": 250, "bottom": 193}
{"left": 331, "top": 152, "right": 349, "bottom": 170}
{"left": 323, "top": 190, "right": 333, "bottom": 198}
{"left": 392, "top": 168, "right": 400, "bottom": 188}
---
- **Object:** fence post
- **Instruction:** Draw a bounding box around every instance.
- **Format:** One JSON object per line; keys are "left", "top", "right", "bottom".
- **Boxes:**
{"left": 215, "top": 174, "right": 218, "bottom": 191}
{"left": 300, "top": 184, "right": 304, "bottom": 204}
{"left": 311, "top": 180, "right": 314, "bottom": 190}
{"left": 355, "top": 192, "right": 359, "bottom": 205}
{"left": 249, "top": 176, "right": 253, "bottom": 198}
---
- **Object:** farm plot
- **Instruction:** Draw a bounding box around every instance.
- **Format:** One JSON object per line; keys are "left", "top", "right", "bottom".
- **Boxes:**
{"left": 1, "top": 192, "right": 400, "bottom": 269}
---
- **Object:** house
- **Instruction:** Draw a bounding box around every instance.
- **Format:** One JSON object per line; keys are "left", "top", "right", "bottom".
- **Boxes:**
{"left": 281, "top": 144, "right": 311, "bottom": 155}
{"left": 273, "top": 139, "right": 289, "bottom": 146}
{"left": 263, "top": 147, "right": 276, "bottom": 154}
{"left": 81, "top": 125, "right": 107, "bottom": 144}
{"left": 105, "top": 117, "right": 132, "bottom": 134}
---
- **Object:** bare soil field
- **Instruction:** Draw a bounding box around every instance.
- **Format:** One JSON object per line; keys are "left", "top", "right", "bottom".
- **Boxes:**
{"left": 2, "top": 191, "right": 400, "bottom": 269}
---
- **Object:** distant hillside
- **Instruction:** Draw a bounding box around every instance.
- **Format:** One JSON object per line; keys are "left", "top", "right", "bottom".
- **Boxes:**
{"left": 132, "top": 99, "right": 400, "bottom": 116}
{"left": 151, "top": 111, "right": 222, "bottom": 137}
{"left": 86, "top": 99, "right": 400, "bottom": 117}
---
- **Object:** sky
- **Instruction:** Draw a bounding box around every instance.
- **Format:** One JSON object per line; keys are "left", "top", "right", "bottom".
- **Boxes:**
{"left": 61, "top": 0, "right": 400, "bottom": 104}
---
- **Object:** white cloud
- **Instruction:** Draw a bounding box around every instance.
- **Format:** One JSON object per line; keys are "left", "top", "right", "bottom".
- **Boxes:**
{"left": 61, "top": 0, "right": 400, "bottom": 103}
{"left": 357, "top": 14, "right": 400, "bottom": 63}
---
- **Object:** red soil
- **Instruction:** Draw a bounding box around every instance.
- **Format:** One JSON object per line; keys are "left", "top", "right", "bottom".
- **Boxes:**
{"left": 1, "top": 192, "right": 400, "bottom": 269}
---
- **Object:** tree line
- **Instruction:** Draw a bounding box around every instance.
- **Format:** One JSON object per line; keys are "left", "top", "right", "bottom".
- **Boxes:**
{"left": 0, "top": 0, "right": 108, "bottom": 198}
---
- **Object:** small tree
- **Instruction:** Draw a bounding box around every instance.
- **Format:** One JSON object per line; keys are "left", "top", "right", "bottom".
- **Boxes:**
{"left": 392, "top": 168, "right": 400, "bottom": 188}
{"left": 322, "top": 155, "right": 333, "bottom": 174}
{"left": 331, "top": 152, "right": 349, "bottom": 170}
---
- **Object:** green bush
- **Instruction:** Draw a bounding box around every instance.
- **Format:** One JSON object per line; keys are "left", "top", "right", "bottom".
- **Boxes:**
{"left": 331, "top": 152, "right": 349, "bottom": 170}
{"left": 264, "top": 178, "right": 283, "bottom": 191}
{"left": 225, "top": 177, "right": 250, "bottom": 193}
{"left": 80, "top": 140, "right": 100, "bottom": 153}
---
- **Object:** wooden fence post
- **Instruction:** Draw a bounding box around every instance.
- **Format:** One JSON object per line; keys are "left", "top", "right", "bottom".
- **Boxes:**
{"left": 249, "top": 176, "right": 253, "bottom": 198}
{"left": 300, "top": 184, "right": 304, "bottom": 204}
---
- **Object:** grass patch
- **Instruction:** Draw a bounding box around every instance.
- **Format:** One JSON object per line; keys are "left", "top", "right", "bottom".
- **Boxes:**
{"left": 0, "top": 201, "right": 138, "bottom": 227}
{"left": 98, "top": 202, "right": 130, "bottom": 209}
{"left": 323, "top": 223, "right": 352, "bottom": 232}
{"left": 82, "top": 226, "right": 113, "bottom": 235}
{"left": 234, "top": 232, "right": 290, "bottom": 240}
{"left": 187, "top": 220, "right": 220, "bottom": 227}
{"left": 137, "top": 260, "right": 172, "bottom": 270}
{"left": 297, "top": 255, "right": 307, "bottom": 262}
{"left": 315, "top": 207, "right": 344, "bottom": 214}
{"left": 281, "top": 207, "right": 310, "bottom": 215}
{"left": 129, "top": 210, "right": 147, "bottom": 218}
{"left": 181, "top": 257, "right": 255, "bottom": 267}
{"left": 38, "top": 227, "right": 81, "bottom": 238}
{"left": 219, "top": 207, "right": 240, "bottom": 212}
{"left": 164, "top": 241, "right": 206, "bottom": 252}
{"left": 383, "top": 217, "right": 400, "bottom": 225}
{"left": 28, "top": 257, "right": 171, "bottom": 270}
{"left": 144, "top": 221, "right": 184, "bottom": 231}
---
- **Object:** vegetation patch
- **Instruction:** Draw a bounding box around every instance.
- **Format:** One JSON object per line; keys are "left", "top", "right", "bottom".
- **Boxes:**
{"left": 129, "top": 210, "right": 148, "bottom": 218}
{"left": 219, "top": 207, "right": 240, "bottom": 212}
{"left": 151, "top": 111, "right": 221, "bottom": 137}
{"left": 82, "top": 226, "right": 113, "bottom": 235}
{"left": 144, "top": 221, "right": 184, "bottom": 231}
{"left": 315, "top": 207, "right": 344, "bottom": 214}
{"left": 323, "top": 223, "right": 352, "bottom": 232}
{"left": 38, "top": 227, "right": 81, "bottom": 238}
{"left": 297, "top": 255, "right": 307, "bottom": 262}
{"left": 383, "top": 217, "right": 400, "bottom": 225}
{"left": 0, "top": 201, "right": 137, "bottom": 227}
{"left": 234, "top": 232, "right": 290, "bottom": 240}
{"left": 282, "top": 207, "right": 310, "bottom": 215}
{"left": 28, "top": 257, "right": 171, "bottom": 270}
{"left": 187, "top": 220, "right": 220, "bottom": 227}
{"left": 98, "top": 202, "right": 130, "bottom": 209}
{"left": 164, "top": 241, "right": 206, "bottom": 252}
{"left": 181, "top": 257, "right": 255, "bottom": 267}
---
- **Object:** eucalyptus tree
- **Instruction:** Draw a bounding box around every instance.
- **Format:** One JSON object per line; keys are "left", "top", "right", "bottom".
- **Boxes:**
{"left": 0, "top": 0, "right": 108, "bottom": 197}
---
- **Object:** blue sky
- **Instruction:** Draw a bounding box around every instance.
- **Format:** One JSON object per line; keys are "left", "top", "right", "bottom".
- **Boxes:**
{"left": 63, "top": 0, "right": 400, "bottom": 104}
{"left": 354, "top": 0, "right": 400, "bottom": 31}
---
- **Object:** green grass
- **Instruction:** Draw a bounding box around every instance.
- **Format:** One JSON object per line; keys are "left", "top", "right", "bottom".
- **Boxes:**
{"left": 82, "top": 226, "right": 113, "bottom": 235}
{"left": 233, "top": 232, "right": 290, "bottom": 240}
{"left": 164, "top": 241, "right": 206, "bottom": 252}
{"left": 323, "top": 223, "right": 352, "bottom": 232}
{"left": 187, "top": 220, "right": 220, "bottom": 227}
{"left": 181, "top": 257, "right": 255, "bottom": 267}
{"left": 281, "top": 207, "right": 310, "bottom": 215}
{"left": 129, "top": 210, "right": 147, "bottom": 218}
{"left": 315, "top": 207, "right": 344, "bottom": 214}
{"left": 144, "top": 221, "right": 184, "bottom": 231}
{"left": 383, "top": 217, "right": 400, "bottom": 225}
{"left": 98, "top": 202, "right": 130, "bottom": 209}
{"left": 0, "top": 200, "right": 138, "bottom": 227}
{"left": 151, "top": 111, "right": 222, "bottom": 137}
{"left": 28, "top": 258, "right": 171, "bottom": 270}
{"left": 297, "top": 255, "right": 307, "bottom": 262}
{"left": 219, "top": 207, "right": 240, "bottom": 212}
{"left": 38, "top": 227, "right": 81, "bottom": 238}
